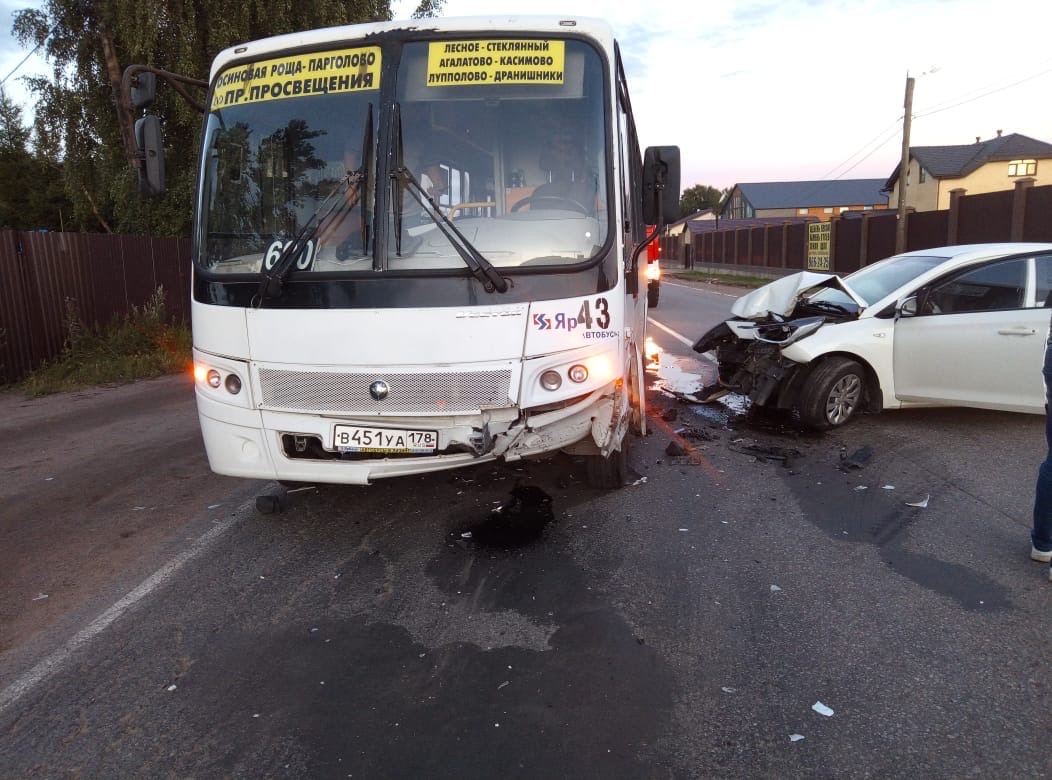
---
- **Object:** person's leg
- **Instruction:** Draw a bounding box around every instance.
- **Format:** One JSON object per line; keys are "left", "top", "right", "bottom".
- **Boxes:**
{"left": 1031, "top": 343, "right": 1052, "bottom": 557}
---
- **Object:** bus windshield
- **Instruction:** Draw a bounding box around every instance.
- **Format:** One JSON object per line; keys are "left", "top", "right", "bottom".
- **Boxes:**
{"left": 195, "top": 36, "right": 611, "bottom": 277}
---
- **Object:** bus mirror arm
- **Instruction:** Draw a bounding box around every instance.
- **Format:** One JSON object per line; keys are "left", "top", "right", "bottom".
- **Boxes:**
{"left": 628, "top": 224, "right": 662, "bottom": 296}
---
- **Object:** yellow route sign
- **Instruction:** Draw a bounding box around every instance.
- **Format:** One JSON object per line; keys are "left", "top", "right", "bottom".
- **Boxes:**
{"left": 211, "top": 47, "right": 381, "bottom": 110}
{"left": 426, "top": 40, "right": 565, "bottom": 86}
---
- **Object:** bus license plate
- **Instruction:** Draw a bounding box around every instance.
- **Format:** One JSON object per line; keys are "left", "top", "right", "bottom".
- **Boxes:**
{"left": 333, "top": 424, "right": 438, "bottom": 454}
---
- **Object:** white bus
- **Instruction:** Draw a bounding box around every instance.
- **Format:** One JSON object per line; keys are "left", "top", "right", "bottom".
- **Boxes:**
{"left": 132, "top": 16, "right": 679, "bottom": 490}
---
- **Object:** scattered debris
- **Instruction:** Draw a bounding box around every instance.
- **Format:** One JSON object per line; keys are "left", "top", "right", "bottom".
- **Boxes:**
{"left": 770, "top": 585, "right": 782, "bottom": 592}
{"left": 881, "top": 485, "right": 895, "bottom": 490}
{"left": 841, "top": 446, "right": 872, "bottom": 470}
{"left": 678, "top": 528, "right": 689, "bottom": 532}
{"left": 632, "top": 476, "right": 648, "bottom": 486}
{"left": 905, "top": 495, "right": 930, "bottom": 508}
{"left": 812, "top": 701, "right": 834, "bottom": 717}
{"left": 674, "top": 383, "right": 729, "bottom": 404}
{"left": 455, "top": 484, "right": 554, "bottom": 547}
{"left": 789, "top": 734, "right": 805, "bottom": 742}
{"left": 166, "top": 684, "right": 177, "bottom": 692}
{"left": 721, "top": 686, "right": 737, "bottom": 694}
{"left": 661, "top": 407, "right": 678, "bottom": 422}
{"left": 32, "top": 593, "right": 49, "bottom": 601}
{"left": 207, "top": 503, "right": 223, "bottom": 509}
{"left": 497, "top": 681, "right": 510, "bottom": 690}
{"left": 853, "top": 485, "right": 867, "bottom": 491}
{"left": 730, "top": 442, "right": 801, "bottom": 467}
{"left": 132, "top": 506, "right": 146, "bottom": 511}
{"left": 665, "top": 441, "right": 687, "bottom": 456}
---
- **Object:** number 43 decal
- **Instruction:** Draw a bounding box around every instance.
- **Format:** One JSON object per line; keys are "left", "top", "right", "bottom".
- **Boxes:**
{"left": 577, "top": 298, "right": 611, "bottom": 329}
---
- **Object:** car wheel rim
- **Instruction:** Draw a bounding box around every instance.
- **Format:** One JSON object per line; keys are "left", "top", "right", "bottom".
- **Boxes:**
{"left": 825, "top": 374, "right": 862, "bottom": 425}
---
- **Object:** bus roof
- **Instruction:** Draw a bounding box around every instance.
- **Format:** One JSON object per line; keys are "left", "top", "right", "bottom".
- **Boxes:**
{"left": 209, "top": 16, "right": 617, "bottom": 81}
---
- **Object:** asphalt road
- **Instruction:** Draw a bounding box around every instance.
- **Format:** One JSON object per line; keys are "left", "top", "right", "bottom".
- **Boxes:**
{"left": 0, "top": 282, "right": 1048, "bottom": 778}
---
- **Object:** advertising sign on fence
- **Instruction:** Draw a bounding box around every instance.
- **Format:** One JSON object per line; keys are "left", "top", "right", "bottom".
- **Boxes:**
{"left": 807, "top": 222, "right": 831, "bottom": 271}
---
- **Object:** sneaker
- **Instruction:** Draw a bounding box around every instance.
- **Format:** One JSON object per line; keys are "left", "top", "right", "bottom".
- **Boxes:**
{"left": 1031, "top": 545, "right": 1052, "bottom": 563}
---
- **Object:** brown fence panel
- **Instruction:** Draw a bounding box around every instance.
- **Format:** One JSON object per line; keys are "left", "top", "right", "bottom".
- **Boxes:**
{"left": 866, "top": 214, "right": 897, "bottom": 265}
{"left": 785, "top": 223, "right": 807, "bottom": 270}
{"left": 0, "top": 231, "right": 190, "bottom": 385}
{"left": 907, "top": 210, "right": 949, "bottom": 251}
{"left": 957, "top": 190, "right": 1013, "bottom": 243}
{"left": 834, "top": 218, "right": 863, "bottom": 273}
{"left": 747, "top": 227, "right": 763, "bottom": 266}
{"left": 1023, "top": 185, "right": 1052, "bottom": 242}
{"left": 0, "top": 232, "right": 43, "bottom": 384}
{"left": 766, "top": 226, "right": 784, "bottom": 268}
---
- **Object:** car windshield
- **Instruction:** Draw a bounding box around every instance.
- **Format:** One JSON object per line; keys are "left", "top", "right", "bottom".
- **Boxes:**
{"left": 809, "top": 254, "right": 948, "bottom": 309}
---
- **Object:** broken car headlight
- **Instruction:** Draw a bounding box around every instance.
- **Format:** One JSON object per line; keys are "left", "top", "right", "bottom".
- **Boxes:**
{"left": 746, "top": 316, "right": 825, "bottom": 346}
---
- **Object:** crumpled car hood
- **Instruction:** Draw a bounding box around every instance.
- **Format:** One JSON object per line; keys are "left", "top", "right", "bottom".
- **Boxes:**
{"left": 730, "top": 271, "right": 867, "bottom": 318}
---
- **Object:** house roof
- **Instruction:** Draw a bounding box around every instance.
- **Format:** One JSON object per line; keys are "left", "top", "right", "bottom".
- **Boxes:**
{"left": 729, "top": 179, "right": 888, "bottom": 210}
{"left": 884, "top": 132, "right": 1052, "bottom": 189}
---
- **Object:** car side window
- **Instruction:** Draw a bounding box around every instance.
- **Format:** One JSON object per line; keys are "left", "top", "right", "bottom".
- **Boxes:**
{"left": 925, "top": 258, "right": 1027, "bottom": 314}
{"left": 1036, "top": 255, "right": 1052, "bottom": 307}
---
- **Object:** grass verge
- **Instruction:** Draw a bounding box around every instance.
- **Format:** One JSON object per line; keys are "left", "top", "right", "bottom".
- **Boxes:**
{"left": 19, "top": 287, "right": 192, "bottom": 396}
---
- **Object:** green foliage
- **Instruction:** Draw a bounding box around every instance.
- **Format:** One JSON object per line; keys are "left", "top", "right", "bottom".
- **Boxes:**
{"left": 12, "top": 0, "right": 394, "bottom": 237}
{"left": 0, "top": 88, "right": 71, "bottom": 230}
{"left": 20, "top": 286, "right": 193, "bottom": 396}
{"left": 680, "top": 184, "right": 727, "bottom": 219}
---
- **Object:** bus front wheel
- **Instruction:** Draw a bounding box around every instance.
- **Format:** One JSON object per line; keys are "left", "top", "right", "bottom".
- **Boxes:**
{"left": 585, "top": 444, "right": 629, "bottom": 489}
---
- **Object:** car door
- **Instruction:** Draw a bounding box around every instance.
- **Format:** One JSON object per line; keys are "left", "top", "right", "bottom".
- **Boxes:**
{"left": 892, "top": 253, "right": 1049, "bottom": 413}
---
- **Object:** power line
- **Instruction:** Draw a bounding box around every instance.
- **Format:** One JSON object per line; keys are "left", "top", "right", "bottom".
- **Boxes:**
{"left": 914, "top": 62, "right": 1052, "bottom": 119}
{"left": 0, "top": 26, "right": 56, "bottom": 88}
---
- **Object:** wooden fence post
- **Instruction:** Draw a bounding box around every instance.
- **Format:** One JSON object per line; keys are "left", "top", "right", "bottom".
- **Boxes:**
{"left": 946, "top": 188, "right": 966, "bottom": 245}
{"left": 1011, "top": 178, "right": 1035, "bottom": 241}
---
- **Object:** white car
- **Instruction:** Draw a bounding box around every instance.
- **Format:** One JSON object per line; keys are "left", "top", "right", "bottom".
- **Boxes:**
{"left": 692, "top": 243, "right": 1052, "bottom": 428}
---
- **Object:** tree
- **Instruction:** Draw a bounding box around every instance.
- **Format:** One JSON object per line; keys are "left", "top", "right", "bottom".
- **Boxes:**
{"left": 679, "top": 184, "right": 727, "bottom": 219}
{"left": 13, "top": 0, "right": 393, "bottom": 236}
{"left": 0, "top": 87, "right": 70, "bottom": 230}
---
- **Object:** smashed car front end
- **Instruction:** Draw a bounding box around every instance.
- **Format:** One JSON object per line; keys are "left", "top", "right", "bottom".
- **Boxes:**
{"left": 692, "top": 272, "right": 866, "bottom": 409}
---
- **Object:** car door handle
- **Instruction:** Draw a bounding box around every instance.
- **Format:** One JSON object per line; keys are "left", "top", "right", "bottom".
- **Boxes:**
{"left": 996, "top": 327, "right": 1037, "bottom": 336}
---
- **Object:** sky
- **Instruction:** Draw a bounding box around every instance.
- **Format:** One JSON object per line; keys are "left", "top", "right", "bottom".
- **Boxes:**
{"left": 3, "top": 0, "right": 1051, "bottom": 191}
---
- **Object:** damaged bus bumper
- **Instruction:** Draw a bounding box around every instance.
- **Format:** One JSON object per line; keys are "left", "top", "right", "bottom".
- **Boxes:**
{"left": 196, "top": 382, "right": 621, "bottom": 486}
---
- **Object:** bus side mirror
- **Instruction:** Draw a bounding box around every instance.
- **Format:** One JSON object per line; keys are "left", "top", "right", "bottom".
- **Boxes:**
{"left": 642, "top": 145, "right": 680, "bottom": 227}
{"left": 131, "top": 71, "right": 157, "bottom": 109}
{"left": 135, "top": 115, "right": 166, "bottom": 197}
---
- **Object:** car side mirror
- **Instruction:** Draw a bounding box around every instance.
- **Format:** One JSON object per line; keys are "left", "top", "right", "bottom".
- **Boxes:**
{"left": 897, "top": 295, "right": 918, "bottom": 318}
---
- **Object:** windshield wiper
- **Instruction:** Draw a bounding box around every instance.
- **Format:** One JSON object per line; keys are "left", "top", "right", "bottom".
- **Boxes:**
{"left": 391, "top": 104, "right": 508, "bottom": 294}
{"left": 255, "top": 105, "right": 373, "bottom": 304}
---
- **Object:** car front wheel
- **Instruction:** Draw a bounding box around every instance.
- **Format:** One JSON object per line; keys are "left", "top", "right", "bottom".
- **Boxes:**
{"left": 798, "top": 357, "right": 866, "bottom": 429}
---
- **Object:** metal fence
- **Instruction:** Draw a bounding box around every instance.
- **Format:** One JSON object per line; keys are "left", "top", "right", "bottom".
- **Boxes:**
{"left": 0, "top": 231, "right": 190, "bottom": 385}
{"left": 667, "top": 179, "right": 1051, "bottom": 275}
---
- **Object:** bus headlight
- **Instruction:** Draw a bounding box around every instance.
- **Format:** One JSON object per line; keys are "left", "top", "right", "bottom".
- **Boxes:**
{"left": 568, "top": 364, "right": 588, "bottom": 383}
{"left": 224, "top": 374, "right": 243, "bottom": 394}
{"left": 540, "top": 370, "right": 563, "bottom": 391}
{"left": 206, "top": 369, "right": 222, "bottom": 388}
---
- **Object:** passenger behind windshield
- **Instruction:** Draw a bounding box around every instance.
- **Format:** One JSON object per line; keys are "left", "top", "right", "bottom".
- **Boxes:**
{"left": 316, "top": 146, "right": 366, "bottom": 260}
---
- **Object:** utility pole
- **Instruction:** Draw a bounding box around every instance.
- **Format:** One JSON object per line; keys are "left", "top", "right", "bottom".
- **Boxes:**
{"left": 896, "top": 75, "right": 915, "bottom": 254}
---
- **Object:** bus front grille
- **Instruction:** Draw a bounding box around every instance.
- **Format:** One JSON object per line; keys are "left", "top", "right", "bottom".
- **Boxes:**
{"left": 257, "top": 367, "right": 513, "bottom": 415}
